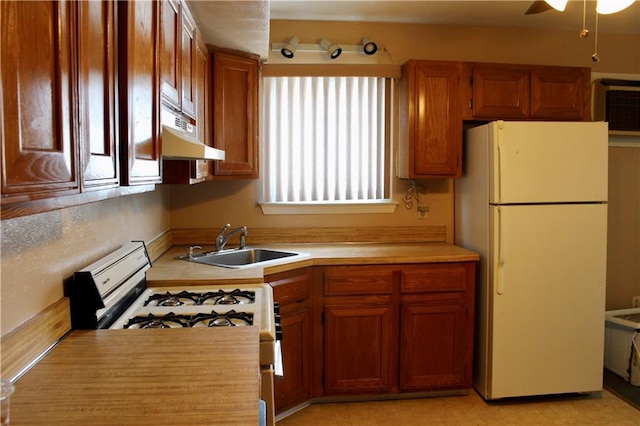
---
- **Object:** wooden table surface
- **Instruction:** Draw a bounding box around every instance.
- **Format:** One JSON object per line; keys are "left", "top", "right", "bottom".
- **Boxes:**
{"left": 9, "top": 328, "right": 260, "bottom": 425}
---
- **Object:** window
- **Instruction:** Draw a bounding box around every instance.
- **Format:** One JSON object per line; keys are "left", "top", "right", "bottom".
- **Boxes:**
{"left": 260, "top": 76, "right": 394, "bottom": 214}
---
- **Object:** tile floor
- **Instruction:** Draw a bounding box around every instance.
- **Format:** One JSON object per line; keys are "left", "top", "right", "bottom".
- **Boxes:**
{"left": 277, "top": 389, "right": 639, "bottom": 425}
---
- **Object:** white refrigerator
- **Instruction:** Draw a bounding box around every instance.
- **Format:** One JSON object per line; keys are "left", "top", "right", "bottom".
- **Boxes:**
{"left": 454, "top": 121, "right": 608, "bottom": 400}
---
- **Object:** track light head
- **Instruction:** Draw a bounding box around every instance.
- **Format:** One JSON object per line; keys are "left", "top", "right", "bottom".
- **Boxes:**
{"left": 362, "top": 38, "right": 378, "bottom": 55}
{"left": 281, "top": 36, "right": 298, "bottom": 59}
{"left": 321, "top": 38, "right": 342, "bottom": 59}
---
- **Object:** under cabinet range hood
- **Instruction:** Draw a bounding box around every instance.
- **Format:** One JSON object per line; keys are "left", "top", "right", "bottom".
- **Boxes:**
{"left": 161, "top": 109, "right": 225, "bottom": 161}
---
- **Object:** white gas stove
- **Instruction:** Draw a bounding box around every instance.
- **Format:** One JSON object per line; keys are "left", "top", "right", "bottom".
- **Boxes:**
{"left": 66, "top": 241, "right": 280, "bottom": 426}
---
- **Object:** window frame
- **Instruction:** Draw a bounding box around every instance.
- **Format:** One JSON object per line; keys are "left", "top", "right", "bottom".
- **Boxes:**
{"left": 258, "top": 75, "right": 397, "bottom": 215}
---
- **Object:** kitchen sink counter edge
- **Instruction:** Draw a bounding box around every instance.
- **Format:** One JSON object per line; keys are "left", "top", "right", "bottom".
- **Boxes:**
{"left": 147, "top": 242, "right": 480, "bottom": 285}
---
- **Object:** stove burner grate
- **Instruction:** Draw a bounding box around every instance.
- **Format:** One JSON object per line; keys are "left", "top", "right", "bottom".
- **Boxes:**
{"left": 143, "top": 291, "right": 200, "bottom": 307}
{"left": 123, "top": 313, "right": 190, "bottom": 329}
{"left": 121, "top": 310, "right": 254, "bottom": 329}
{"left": 201, "top": 289, "right": 256, "bottom": 305}
{"left": 143, "top": 289, "right": 256, "bottom": 306}
{"left": 191, "top": 310, "right": 254, "bottom": 327}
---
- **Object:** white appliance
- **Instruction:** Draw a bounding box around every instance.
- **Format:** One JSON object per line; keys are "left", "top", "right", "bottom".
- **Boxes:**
{"left": 455, "top": 120, "right": 608, "bottom": 400}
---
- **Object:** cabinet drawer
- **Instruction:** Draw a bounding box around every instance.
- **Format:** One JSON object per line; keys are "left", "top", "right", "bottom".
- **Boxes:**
{"left": 401, "top": 263, "right": 469, "bottom": 293}
{"left": 270, "top": 273, "right": 311, "bottom": 305}
{"left": 324, "top": 267, "right": 394, "bottom": 296}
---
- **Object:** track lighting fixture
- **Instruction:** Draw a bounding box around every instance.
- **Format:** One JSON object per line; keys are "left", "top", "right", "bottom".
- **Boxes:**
{"left": 280, "top": 36, "right": 298, "bottom": 59}
{"left": 320, "top": 38, "right": 342, "bottom": 59}
{"left": 271, "top": 37, "right": 386, "bottom": 60}
{"left": 361, "top": 38, "right": 378, "bottom": 55}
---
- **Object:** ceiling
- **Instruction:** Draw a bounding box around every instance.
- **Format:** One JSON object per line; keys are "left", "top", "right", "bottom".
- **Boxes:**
{"left": 188, "top": 1, "right": 640, "bottom": 58}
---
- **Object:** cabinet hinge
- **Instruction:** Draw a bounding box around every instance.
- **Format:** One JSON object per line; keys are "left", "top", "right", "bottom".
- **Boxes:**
{"left": 469, "top": 76, "right": 473, "bottom": 86}
{"left": 321, "top": 312, "right": 325, "bottom": 324}
{"left": 468, "top": 99, "right": 473, "bottom": 110}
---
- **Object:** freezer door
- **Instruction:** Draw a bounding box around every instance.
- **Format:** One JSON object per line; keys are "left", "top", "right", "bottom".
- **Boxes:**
{"left": 490, "top": 121, "right": 608, "bottom": 204}
{"left": 486, "top": 203, "right": 607, "bottom": 399}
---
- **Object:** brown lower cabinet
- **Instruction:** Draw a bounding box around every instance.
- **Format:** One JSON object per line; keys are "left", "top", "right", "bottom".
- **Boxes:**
{"left": 267, "top": 269, "right": 313, "bottom": 413}
{"left": 269, "top": 262, "right": 476, "bottom": 413}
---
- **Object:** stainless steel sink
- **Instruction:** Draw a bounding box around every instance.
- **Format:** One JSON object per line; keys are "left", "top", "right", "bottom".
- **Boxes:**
{"left": 184, "top": 248, "right": 303, "bottom": 269}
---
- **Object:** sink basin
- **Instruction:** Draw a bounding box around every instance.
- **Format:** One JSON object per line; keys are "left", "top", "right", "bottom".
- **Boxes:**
{"left": 184, "top": 248, "right": 303, "bottom": 269}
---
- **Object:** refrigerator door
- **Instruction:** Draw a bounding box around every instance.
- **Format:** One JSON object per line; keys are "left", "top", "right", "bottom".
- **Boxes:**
{"left": 484, "top": 203, "right": 607, "bottom": 399}
{"left": 489, "top": 121, "right": 608, "bottom": 204}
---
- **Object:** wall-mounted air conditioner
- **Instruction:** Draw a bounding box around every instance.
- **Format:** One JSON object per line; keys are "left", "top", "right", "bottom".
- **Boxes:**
{"left": 593, "top": 79, "right": 640, "bottom": 136}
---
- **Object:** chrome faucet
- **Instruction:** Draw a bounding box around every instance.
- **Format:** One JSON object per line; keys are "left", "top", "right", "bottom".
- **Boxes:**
{"left": 215, "top": 223, "right": 248, "bottom": 251}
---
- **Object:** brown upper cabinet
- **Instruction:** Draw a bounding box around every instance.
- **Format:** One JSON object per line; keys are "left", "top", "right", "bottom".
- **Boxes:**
{"left": 210, "top": 50, "right": 260, "bottom": 179}
{"left": 1, "top": 1, "right": 79, "bottom": 204}
{"left": 1, "top": 0, "right": 122, "bottom": 214}
{"left": 463, "top": 63, "right": 591, "bottom": 121}
{"left": 118, "top": 0, "right": 163, "bottom": 185}
{"left": 159, "top": 0, "right": 196, "bottom": 120}
{"left": 398, "top": 60, "right": 463, "bottom": 179}
{"left": 161, "top": 2, "right": 212, "bottom": 185}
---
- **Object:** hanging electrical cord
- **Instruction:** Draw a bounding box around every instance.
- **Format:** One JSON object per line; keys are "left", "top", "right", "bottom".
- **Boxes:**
{"left": 403, "top": 180, "right": 429, "bottom": 218}
{"left": 592, "top": 11, "right": 600, "bottom": 62}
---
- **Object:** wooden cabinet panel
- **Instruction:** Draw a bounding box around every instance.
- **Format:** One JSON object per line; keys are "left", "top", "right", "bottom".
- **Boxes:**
{"left": 319, "top": 262, "right": 476, "bottom": 397}
{"left": 211, "top": 51, "right": 259, "bottom": 178}
{"left": 324, "top": 266, "right": 394, "bottom": 296}
{"left": 180, "top": 5, "right": 196, "bottom": 119}
{"left": 78, "top": 0, "right": 119, "bottom": 191}
{"left": 401, "top": 263, "right": 469, "bottom": 293}
{"left": 471, "top": 65, "right": 530, "bottom": 119}
{"left": 530, "top": 66, "right": 591, "bottom": 120}
{"left": 399, "top": 299, "right": 468, "bottom": 390}
{"left": 324, "top": 304, "right": 393, "bottom": 394}
{"left": 1, "top": 0, "right": 78, "bottom": 201}
{"left": 159, "top": 0, "right": 181, "bottom": 110}
{"left": 118, "top": 0, "right": 162, "bottom": 185}
{"left": 267, "top": 269, "right": 313, "bottom": 413}
{"left": 399, "top": 60, "right": 462, "bottom": 178}
{"left": 466, "top": 63, "right": 591, "bottom": 122}
{"left": 275, "top": 307, "right": 312, "bottom": 412}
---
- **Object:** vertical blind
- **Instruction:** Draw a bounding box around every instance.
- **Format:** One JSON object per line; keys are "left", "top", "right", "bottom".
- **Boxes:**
{"left": 261, "top": 76, "right": 387, "bottom": 203}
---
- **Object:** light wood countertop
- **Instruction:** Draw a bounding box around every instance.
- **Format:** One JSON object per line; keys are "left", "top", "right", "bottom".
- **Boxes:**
{"left": 147, "top": 242, "right": 480, "bottom": 285}
{"left": 10, "top": 328, "right": 260, "bottom": 426}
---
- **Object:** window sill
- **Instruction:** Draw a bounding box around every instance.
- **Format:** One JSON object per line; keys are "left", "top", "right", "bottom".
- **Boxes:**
{"left": 259, "top": 201, "right": 398, "bottom": 215}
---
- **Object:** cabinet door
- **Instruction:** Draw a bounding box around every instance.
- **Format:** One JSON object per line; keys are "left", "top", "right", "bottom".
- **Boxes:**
{"left": 472, "top": 65, "right": 530, "bottom": 118}
{"left": 530, "top": 66, "right": 590, "bottom": 120}
{"left": 268, "top": 270, "right": 313, "bottom": 412}
{"left": 78, "top": 0, "right": 119, "bottom": 191}
{"left": 399, "top": 299, "right": 469, "bottom": 390}
{"left": 1, "top": 1, "right": 78, "bottom": 201}
{"left": 180, "top": 4, "right": 196, "bottom": 119}
{"left": 275, "top": 306, "right": 312, "bottom": 412}
{"left": 159, "top": 0, "right": 181, "bottom": 110}
{"left": 324, "top": 304, "right": 393, "bottom": 394}
{"left": 399, "top": 60, "right": 462, "bottom": 178}
{"left": 118, "top": 0, "right": 162, "bottom": 185}
{"left": 212, "top": 51, "right": 259, "bottom": 178}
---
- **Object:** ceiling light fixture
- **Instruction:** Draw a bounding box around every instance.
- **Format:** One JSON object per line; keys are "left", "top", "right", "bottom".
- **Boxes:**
{"left": 280, "top": 36, "right": 298, "bottom": 59}
{"left": 545, "top": 0, "right": 568, "bottom": 11}
{"left": 596, "top": 0, "right": 635, "bottom": 14}
{"left": 362, "top": 38, "right": 378, "bottom": 55}
{"left": 271, "top": 37, "right": 385, "bottom": 60}
{"left": 320, "top": 38, "right": 342, "bottom": 59}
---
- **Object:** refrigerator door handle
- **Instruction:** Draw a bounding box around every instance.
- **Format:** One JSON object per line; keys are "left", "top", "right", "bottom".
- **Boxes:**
{"left": 496, "top": 206, "right": 505, "bottom": 295}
